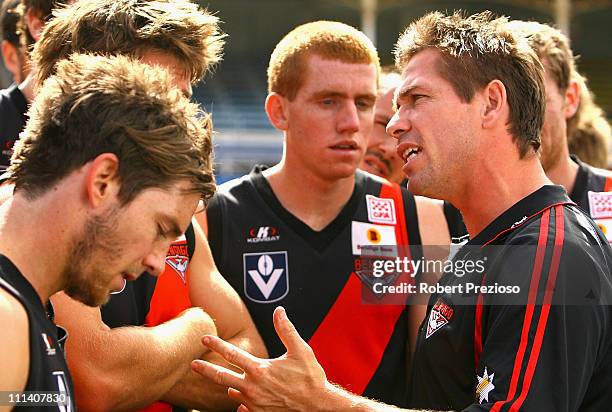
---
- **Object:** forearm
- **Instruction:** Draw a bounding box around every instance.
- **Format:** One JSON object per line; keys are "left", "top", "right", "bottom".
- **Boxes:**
{"left": 162, "top": 327, "right": 268, "bottom": 410}
{"left": 68, "top": 307, "right": 217, "bottom": 411}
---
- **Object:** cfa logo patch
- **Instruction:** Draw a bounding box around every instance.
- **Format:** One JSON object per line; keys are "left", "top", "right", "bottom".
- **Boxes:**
{"left": 243, "top": 251, "right": 288, "bottom": 303}
{"left": 588, "top": 191, "right": 612, "bottom": 219}
{"left": 247, "top": 226, "right": 280, "bottom": 243}
{"left": 366, "top": 195, "right": 396, "bottom": 224}
{"left": 166, "top": 234, "right": 189, "bottom": 283}
{"left": 476, "top": 367, "right": 495, "bottom": 404}
{"left": 426, "top": 299, "right": 454, "bottom": 339}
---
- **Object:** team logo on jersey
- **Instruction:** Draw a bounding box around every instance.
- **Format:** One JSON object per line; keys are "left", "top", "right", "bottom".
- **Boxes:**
{"left": 243, "top": 252, "right": 289, "bottom": 303}
{"left": 166, "top": 235, "right": 189, "bottom": 283}
{"left": 247, "top": 226, "right": 280, "bottom": 243}
{"left": 351, "top": 221, "right": 397, "bottom": 256}
{"left": 53, "top": 371, "right": 73, "bottom": 411}
{"left": 366, "top": 195, "right": 396, "bottom": 224}
{"left": 476, "top": 367, "right": 495, "bottom": 404}
{"left": 588, "top": 191, "right": 612, "bottom": 219}
{"left": 41, "top": 333, "right": 56, "bottom": 356}
{"left": 426, "top": 299, "right": 454, "bottom": 339}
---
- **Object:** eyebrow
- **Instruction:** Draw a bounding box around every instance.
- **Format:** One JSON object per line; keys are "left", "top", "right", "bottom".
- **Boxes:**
{"left": 311, "top": 90, "right": 377, "bottom": 101}
{"left": 393, "top": 85, "right": 419, "bottom": 109}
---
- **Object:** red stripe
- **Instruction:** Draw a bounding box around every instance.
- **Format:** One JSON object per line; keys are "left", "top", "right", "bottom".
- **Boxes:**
{"left": 491, "top": 208, "right": 551, "bottom": 412}
{"left": 509, "top": 206, "right": 564, "bottom": 412}
{"left": 604, "top": 176, "right": 612, "bottom": 192}
{"left": 308, "top": 182, "right": 411, "bottom": 394}
{"left": 474, "top": 275, "right": 485, "bottom": 368}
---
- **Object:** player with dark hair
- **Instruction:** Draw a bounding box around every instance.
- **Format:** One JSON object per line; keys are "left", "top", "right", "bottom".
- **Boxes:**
{"left": 1, "top": 0, "right": 27, "bottom": 84}
{"left": 0, "top": 52, "right": 212, "bottom": 412}
{"left": 23, "top": 1, "right": 266, "bottom": 410}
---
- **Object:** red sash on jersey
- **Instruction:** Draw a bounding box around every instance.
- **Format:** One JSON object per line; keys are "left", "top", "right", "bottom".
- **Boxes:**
{"left": 139, "top": 236, "right": 193, "bottom": 412}
{"left": 308, "top": 181, "right": 412, "bottom": 395}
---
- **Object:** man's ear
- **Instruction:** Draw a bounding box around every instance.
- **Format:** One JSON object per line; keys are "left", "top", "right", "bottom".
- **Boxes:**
{"left": 26, "top": 8, "right": 45, "bottom": 42}
{"left": 265, "top": 92, "right": 289, "bottom": 131}
{"left": 85, "top": 154, "right": 121, "bottom": 208}
{"left": 563, "top": 79, "right": 580, "bottom": 119}
{"left": 1, "top": 41, "right": 21, "bottom": 83}
{"left": 481, "top": 79, "right": 507, "bottom": 130}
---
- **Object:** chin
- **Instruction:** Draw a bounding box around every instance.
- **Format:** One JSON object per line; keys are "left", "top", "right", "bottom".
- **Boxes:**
{"left": 64, "top": 284, "right": 109, "bottom": 307}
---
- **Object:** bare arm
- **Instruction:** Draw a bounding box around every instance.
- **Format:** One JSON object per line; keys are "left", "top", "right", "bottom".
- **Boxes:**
{"left": 0, "top": 288, "right": 29, "bottom": 411}
{"left": 162, "top": 217, "right": 267, "bottom": 410}
{"left": 192, "top": 307, "right": 446, "bottom": 412}
{"left": 51, "top": 292, "right": 217, "bottom": 411}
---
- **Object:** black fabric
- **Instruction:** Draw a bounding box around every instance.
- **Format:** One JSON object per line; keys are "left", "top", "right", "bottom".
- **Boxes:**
{"left": 0, "top": 84, "right": 28, "bottom": 168}
{"left": 207, "top": 168, "right": 422, "bottom": 406}
{"left": 409, "top": 185, "right": 612, "bottom": 411}
{"left": 0, "top": 255, "right": 75, "bottom": 411}
{"left": 443, "top": 201, "right": 469, "bottom": 242}
{"left": 569, "top": 155, "right": 610, "bottom": 213}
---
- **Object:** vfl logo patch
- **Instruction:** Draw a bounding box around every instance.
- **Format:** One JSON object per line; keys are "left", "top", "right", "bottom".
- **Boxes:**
{"left": 588, "top": 191, "right": 612, "bottom": 219}
{"left": 247, "top": 226, "right": 280, "bottom": 243}
{"left": 476, "top": 367, "right": 495, "bottom": 404}
{"left": 426, "top": 299, "right": 454, "bottom": 339}
{"left": 41, "top": 333, "right": 56, "bottom": 356}
{"left": 166, "top": 235, "right": 189, "bottom": 283}
{"left": 243, "top": 252, "right": 289, "bottom": 303}
{"left": 366, "top": 195, "right": 396, "bottom": 224}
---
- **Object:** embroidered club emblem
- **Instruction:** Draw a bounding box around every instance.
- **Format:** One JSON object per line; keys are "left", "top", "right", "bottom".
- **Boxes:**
{"left": 366, "top": 195, "right": 396, "bottom": 224}
{"left": 166, "top": 235, "right": 189, "bottom": 283}
{"left": 243, "top": 252, "right": 289, "bottom": 303}
{"left": 476, "top": 367, "right": 495, "bottom": 404}
{"left": 426, "top": 299, "right": 454, "bottom": 339}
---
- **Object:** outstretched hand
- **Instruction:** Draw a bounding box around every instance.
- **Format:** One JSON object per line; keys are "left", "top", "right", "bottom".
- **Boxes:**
{"left": 191, "top": 306, "right": 329, "bottom": 412}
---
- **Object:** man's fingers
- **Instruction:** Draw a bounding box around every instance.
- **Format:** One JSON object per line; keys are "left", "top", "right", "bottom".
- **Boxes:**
{"left": 201, "top": 335, "right": 260, "bottom": 372}
{"left": 272, "top": 306, "right": 311, "bottom": 356}
{"left": 191, "top": 359, "right": 244, "bottom": 389}
{"left": 237, "top": 404, "right": 250, "bottom": 412}
{"left": 228, "top": 387, "right": 247, "bottom": 404}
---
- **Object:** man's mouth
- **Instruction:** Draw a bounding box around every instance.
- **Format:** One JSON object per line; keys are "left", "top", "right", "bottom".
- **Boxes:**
{"left": 402, "top": 147, "right": 422, "bottom": 162}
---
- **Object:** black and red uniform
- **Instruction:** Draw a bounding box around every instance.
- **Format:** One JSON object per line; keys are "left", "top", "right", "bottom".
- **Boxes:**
{"left": 0, "top": 255, "right": 75, "bottom": 411}
{"left": 100, "top": 224, "right": 195, "bottom": 412}
{"left": 409, "top": 185, "right": 612, "bottom": 411}
{"left": 0, "top": 84, "right": 27, "bottom": 168}
{"left": 207, "top": 168, "right": 422, "bottom": 406}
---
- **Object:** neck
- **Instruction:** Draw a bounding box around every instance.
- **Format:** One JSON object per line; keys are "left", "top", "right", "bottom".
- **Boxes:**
{"left": 545, "top": 154, "right": 579, "bottom": 196}
{"left": 264, "top": 160, "right": 356, "bottom": 231}
{"left": 0, "top": 191, "right": 77, "bottom": 304}
{"left": 452, "top": 153, "right": 551, "bottom": 239}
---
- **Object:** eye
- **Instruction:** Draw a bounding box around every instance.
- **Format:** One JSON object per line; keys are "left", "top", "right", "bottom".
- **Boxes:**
{"left": 157, "top": 224, "right": 168, "bottom": 239}
{"left": 356, "top": 99, "right": 375, "bottom": 111}
{"left": 320, "top": 98, "right": 335, "bottom": 106}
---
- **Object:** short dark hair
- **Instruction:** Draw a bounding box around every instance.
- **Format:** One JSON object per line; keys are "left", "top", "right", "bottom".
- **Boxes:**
{"left": 395, "top": 11, "right": 546, "bottom": 157}
{"left": 1, "top": 0, "right": 21, "bottom": 47}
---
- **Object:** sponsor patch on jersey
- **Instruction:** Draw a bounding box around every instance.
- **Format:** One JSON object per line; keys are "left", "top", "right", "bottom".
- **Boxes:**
{"left": 243, "top": 251, "right": 289, "bottom": 303}
{"left": 476, "top": 367, "right": 495, "bottom": 404}
{"left": 41, "top": 333, "right": 56, "bottom": 356}
{"left": 366, "top": 194, "right": 396, "bottom": 224}
{"left": 351, "top": 221, "right": 397, "bottom": 256}
{"left": 588, "top": 191, "right": 612, "bottom": 219}
{"left": 247, "top": 226, "right": 280, "bottom": 243}
{"left": 425, "top": 299, "right": 454, "bottom": 339}
{"left": 166, "top": 236, "right": 190, "bottom": 283}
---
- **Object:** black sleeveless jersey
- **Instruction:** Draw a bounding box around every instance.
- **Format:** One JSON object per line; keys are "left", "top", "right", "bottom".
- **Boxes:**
{"left": 0, "top": 255, "right": 75, "bottom": 411}
{"left": 0, "top": 84, "right": 28, "bottom": 169}
{"left": 569, "top": 156, "right": 612, "bottom": 244}
{"left": 409, "top": 186, "right": 612, "bottom": 411}
{"left": 207, "top": 168, "right": 422, "bottom": 406}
